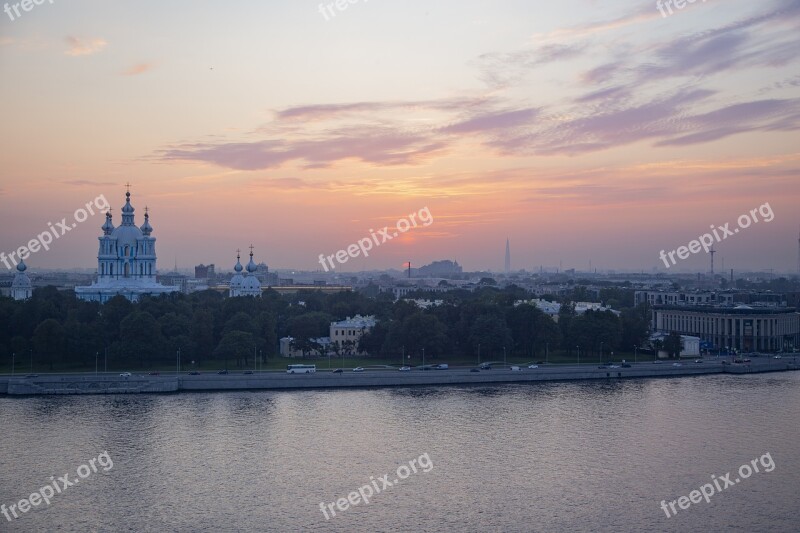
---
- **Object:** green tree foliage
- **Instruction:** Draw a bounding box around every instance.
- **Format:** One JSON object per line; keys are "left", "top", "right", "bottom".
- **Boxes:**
{"left": 664, "top": 331, "right": 684, "bottom": 358}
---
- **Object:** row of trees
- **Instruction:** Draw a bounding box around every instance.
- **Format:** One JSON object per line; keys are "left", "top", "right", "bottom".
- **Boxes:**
{"left": 0, "top": 284, "right": 652, "bottom": 370}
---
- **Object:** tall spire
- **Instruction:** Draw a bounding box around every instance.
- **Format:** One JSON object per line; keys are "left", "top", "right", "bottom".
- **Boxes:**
{"left": 140, "top": 206, "right": 153, "bottom": 236}
{"left": 121, "top": 185, "right": 135, "bottom": 226}
{"left": 247, "top": 244, "right": 257, "bottom": 273}
{"left": 504, "top": 238, "right": 511, "bottom": 273}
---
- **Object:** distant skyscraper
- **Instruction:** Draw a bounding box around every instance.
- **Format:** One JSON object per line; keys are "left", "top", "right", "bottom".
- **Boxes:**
{"left": 504, "top": 238, "right": 511, "bottom": 273}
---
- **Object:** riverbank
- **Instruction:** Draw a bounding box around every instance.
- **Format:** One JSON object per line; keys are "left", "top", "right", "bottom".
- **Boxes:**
{"left": 1, "top": 358, "right": 797, "bottom": 395}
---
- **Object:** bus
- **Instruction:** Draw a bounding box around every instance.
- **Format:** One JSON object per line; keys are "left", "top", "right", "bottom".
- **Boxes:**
{"left": 286, "top": 364, "right": 316, "bottom": 374}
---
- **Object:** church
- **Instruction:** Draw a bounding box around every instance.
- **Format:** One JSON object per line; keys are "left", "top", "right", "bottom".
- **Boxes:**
{"left": 229, "top": 246, "right": 263, "bottom": 297}
{"left": 75, "top": 188, "right": 179, "bottom": 303}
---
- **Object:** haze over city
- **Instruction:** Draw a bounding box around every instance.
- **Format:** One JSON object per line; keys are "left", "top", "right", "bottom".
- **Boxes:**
{"left": 1, "top": 0, "right": 799, "bottom": 273}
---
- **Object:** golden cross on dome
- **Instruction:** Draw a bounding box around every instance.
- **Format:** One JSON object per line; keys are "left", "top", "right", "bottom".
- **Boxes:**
{"left": 125, "top": 182, "right": 132, "bottom": 193}
{"left": 249, "top": 244, "right": 254, "bottom": 255}
{"left": 236, "top": 248, "right": 241, "bottom": 259}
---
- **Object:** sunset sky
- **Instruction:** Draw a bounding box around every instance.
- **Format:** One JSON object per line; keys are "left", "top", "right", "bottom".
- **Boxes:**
{"left": 1, "top": 0, "right": 799, "bottom": 273}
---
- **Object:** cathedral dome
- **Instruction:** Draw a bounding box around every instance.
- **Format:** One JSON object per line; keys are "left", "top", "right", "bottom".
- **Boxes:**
{"left": 140, "top": 210, "right": 153, "bottom": 236}
{"left": 111, "top": 224, "right": 144, "bottom": 253}
{"left": 242, "top": 274, "right": 261, "bottom": 292}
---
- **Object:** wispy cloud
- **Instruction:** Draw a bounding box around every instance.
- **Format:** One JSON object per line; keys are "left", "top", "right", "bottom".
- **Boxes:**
{"left": 61, "top": 180, "right": 117, "bottom": 187}
{"left": 123, "top": 63, "right": 154, "bottom": 76}
{"left": 64, "top": 36, "right": 107, "bottom": 56}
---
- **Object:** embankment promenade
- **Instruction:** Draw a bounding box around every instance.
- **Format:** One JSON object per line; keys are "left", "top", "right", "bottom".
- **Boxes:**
{"left": 1, "top": 357, "right": 797, "bottom": 396}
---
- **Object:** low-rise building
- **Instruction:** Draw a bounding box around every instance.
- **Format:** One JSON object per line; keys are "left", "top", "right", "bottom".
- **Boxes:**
{"left": 652, "top": 305, "right": 799, "bottom": 353}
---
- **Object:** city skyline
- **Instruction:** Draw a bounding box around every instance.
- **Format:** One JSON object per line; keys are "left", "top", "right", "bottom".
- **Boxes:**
{"left": 2, "top": 0, "right": 799, "bottom": 273}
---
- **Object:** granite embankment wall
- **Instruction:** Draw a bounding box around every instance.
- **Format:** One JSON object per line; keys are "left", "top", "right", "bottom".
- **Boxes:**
{"left": 1, "top": 359, "right": 797, "bottom": 395}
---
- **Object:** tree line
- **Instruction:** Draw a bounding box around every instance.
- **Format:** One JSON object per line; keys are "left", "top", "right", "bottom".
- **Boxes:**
{"left": 0, "top": 284, "right": 651, "bottom": 370}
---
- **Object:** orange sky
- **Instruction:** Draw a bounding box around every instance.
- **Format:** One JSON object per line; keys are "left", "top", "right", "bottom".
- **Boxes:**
{"left": 1, "top": 0, "right": 799, "bottom": 273}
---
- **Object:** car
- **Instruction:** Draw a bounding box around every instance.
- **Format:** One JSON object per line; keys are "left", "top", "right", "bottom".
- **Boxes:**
{"left": 528, "top": 364, "right": 539, "bottom": 369}
{"left": 243, "top": 371, "right": 253, "bottom": 375}
{"left": 470, "top": 368, "right": 480, "bottom": 372}
{"left": 621, "top": 363, "right": 631, "bottom": 368}
{"left": 353, "top": 367, "right": 365, "bottom": 372}
{"left": 25, "top": 374, "right": 38, "bottom": 378}
{"left": 721, "top": 360, "right": 730, "bottom": 365}
{"left": 598, "top": 365, "right": 609, "bottom": 369}
{"left": 332, "top": 368, "right": 343, "bottom": 373}
{"left": 653, "top": 360, "right": 663, "bottom": 364}
{"left": 743, "top": 358, "right": 751, "bottom": 363}
{"left": 609, "top": 365, "right": 620, "bottom": 369}
{"left": 694, "top": 359, "right": 703, "bottom": 363}
{"left": 773, "top": 355, "right": 782, "bottom": 359}
{"left": 148, "top": 371, "right": 160, "bottom": 376}
{"left": 120, "top": 372, "right": 132, "bottom": 377}
{"left": 434, "top": 364, "right": 449, "bottom": 370}
{"left": 672, "top": 363, "right": 682, "bottom": 367}
{"left": 510, "top": 366, "right": 521, "bottom": 371}
{"left": 188, "top": 371, "right": 200, "bottom": 375}
{"left": 479, "top": 363, "right": 492, "bottom": 369}
{"left": 399, "top": 366, "right": 411, "bottom": 372}
{"left": 217, "top": 370, "right": 229, "bottom": 375}
{"left": 733, "top": 359, "right": 744, "bottom": 364}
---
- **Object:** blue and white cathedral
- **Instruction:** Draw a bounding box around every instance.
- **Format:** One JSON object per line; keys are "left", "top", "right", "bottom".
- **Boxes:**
{"left": 229, "top": 246, "right": 262, "bottom": 297}
{"left": 75, "top": 188, "right": 178, "bottom": 303}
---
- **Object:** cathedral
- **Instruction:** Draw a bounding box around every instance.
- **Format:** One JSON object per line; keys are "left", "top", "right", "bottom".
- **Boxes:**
{"left": 75, "top": 188, "right": 179, "bottom": 303}
{"left": 10, "top": 258, "right": 32, "bottom": 301}
{"left": 229, "top": 246, "right": 262, "bottom": 297}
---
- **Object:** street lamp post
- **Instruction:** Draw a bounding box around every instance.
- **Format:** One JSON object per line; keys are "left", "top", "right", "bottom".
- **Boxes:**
{"left": 503, "top": 346, "right": 506, "bottom": 368}
{"left": 96, "top": 351, "right": 99, "bottom": 376}
{"left": 422, "top": 348, "right": 425, "bottom": 369}
{"left": 29, "top": 349, "right": 32, "bottom": 373}
{"left": 577, "top": 345, "right": 580, "bottom": 366}
{"left": 104, "top": 347, "right": 108, "bottom": 372}
{"left": 176, "top": 348, "right": 181, "bottom": 375}
{"left": 634, "top": 345, "right": 638, "bottom": 364}
{"left": 546, "top": 342, "right": 549, "bottom": 364}
{"left": 11, "top": 352, "right": 15, "bottom": 375}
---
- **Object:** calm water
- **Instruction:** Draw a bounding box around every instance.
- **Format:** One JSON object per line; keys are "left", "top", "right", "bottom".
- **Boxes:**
{"left": 1, "top": 373, "right": 799, "bottom": 532}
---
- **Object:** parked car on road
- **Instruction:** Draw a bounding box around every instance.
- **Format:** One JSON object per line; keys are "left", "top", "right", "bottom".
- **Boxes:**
{"left": 217, "top": 370, "right": 229, "bottom": 375}
{"left": 120, "top": 372, "right": 131, "bottom": 377}
{"left": 528, "top": 364, "right": 539, "bottom": 369}
{"left": 353, "top": 367, "right": 365, "bottom": 372}
{"left": 434, "top": 364, "right": 449, "bottom": 370}
{"left": 510, "top": 366, "right": 521, "bottom": 371}
{"left": 399, "top": 366, "right": 411, "bottom": 371}
{"left": 332, "top": 368, "right": 343, "bottom": 373}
